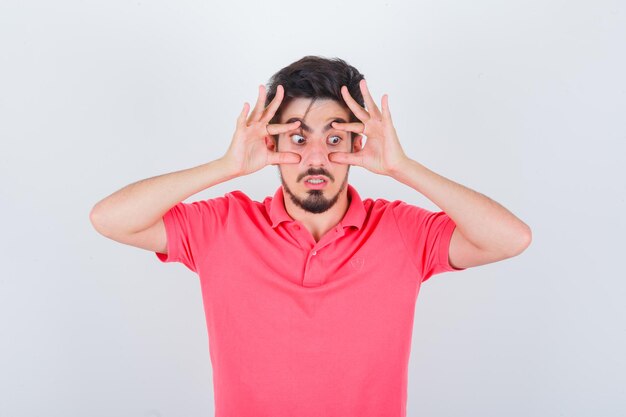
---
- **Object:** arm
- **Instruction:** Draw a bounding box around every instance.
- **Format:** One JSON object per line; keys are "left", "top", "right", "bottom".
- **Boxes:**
{"left": 89, "top": 158, "right": 239, "bottom": 252}
{"left": 329, "top": 79, "right": 532, "bottom": 269}
{"left": 390, "top": 159, "right": 532, "bottom": 269}
{"left": 89, "top": 84, "right": 301, "bottom": 252}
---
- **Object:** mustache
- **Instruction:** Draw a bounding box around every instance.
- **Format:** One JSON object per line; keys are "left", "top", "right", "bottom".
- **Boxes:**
{"left": 298, "top": 168, "right": 335, "bottom": 182}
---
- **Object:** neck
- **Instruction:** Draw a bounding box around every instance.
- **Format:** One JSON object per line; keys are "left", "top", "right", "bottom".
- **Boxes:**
{"left": 284, "top": 189, "right": 351, "bottom": 242}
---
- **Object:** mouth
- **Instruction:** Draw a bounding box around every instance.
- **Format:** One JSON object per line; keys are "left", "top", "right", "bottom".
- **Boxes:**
{"left": 303, "top": 176, "right": 329, "bottom": 190}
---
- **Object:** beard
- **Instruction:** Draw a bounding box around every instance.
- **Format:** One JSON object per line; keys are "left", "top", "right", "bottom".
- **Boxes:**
{"left": 280, "top": 166, "right": 350, "bottom": 214}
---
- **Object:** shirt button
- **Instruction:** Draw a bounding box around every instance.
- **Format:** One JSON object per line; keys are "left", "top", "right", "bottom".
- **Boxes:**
{"left": 312, "top": 251, "right": 317, "bottom": 256}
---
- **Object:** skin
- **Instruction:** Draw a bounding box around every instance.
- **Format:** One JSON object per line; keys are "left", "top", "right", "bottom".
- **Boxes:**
{"left": 227, "top": 80, "right": 531, "bottom": 267}
{"left": 92, "top": 78, "right": 530, "bottom": 268}
{"left": 265, "top": 97, "right": 363, "bottom": 240}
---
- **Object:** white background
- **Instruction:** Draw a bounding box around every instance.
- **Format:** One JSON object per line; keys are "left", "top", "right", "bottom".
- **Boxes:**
{"left": 1, "top": 0, "right": 624, "bottom": 416}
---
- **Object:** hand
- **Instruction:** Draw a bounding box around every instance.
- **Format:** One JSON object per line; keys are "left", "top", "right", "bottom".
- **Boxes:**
{"left": 328, "top": 79, "right": 409, "bottom": 176}
{"left": 222, "top": 84, "right": 302, "bottom": 176}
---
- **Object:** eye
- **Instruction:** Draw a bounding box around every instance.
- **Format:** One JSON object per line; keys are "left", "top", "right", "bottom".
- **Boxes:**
{"left": 328, "top": 136, "right": 342, "bottom": 145}
{"left": 290, "top": 134, "right": 306, "bottom": 145}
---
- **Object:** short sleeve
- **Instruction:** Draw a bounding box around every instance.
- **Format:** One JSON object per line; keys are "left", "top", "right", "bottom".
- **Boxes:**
{"left": 392, "top": 201, "right": 466, "bottom": 283}
{"left": 155, "top": 196, "right": 229, "bottom": 273}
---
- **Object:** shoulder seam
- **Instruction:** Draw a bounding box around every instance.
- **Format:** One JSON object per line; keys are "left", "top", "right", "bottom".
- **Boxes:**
{"left": 390, "top": 202, "right": 423, "bottom": 280}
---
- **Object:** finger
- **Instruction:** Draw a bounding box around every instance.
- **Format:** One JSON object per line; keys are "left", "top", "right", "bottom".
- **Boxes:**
{"left": 381, "top": 94, "right": 393, "bottom": 123}
{"left": 261, "top": 84, "right": 285, "bottom": 123}
{"left": 331, "top": 121, "right": 365, "bottom": 134}
{"left": 266, "top": 120, "right": 300, "bottom": 135}
{"left": 329, "top": 151, "right": 363, "bottom": 166}
{"left": 267, "top": 151, "right": 301, "bottom": 165}
{"left": 340, "top": 85, "right": 370, "bottom": 122}
{"left": 360, "top": 79, "right": 382, "bottom": 118}
{"left": 237, "top": 102, "right": 250, "bottom": 126}
{"left": 249, "top": 84, "right": 267, "bottom": 122}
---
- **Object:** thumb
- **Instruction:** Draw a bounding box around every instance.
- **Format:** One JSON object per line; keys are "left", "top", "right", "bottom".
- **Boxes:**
{"left": 267, "top": 151, "right": 301, "bottom": 166}
{"left": 329, "top": 151, "right": 362, "bottom": 166}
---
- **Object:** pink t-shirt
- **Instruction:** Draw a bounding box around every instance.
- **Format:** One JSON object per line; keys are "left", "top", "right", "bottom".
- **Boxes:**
{"left": 156, "top": 184, "right": 465, "bottom": 416}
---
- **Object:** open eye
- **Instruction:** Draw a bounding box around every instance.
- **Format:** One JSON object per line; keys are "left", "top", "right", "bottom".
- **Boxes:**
{"left": 290, "top": 134, "right": 305, "bottom": 145}
{"left": 328, "top": 136, "right": 342, "bottom": 145}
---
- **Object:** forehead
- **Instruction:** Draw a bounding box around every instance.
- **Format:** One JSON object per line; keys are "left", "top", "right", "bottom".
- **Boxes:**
{"left": 280, "top": 97, "right": 350, "bottom": 123}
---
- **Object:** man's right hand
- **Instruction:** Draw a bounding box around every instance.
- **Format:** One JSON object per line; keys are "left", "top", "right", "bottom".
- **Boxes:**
{"left": 222, "top": 84, "right": 302, "bottom": 176}
{"left": 90, "top": 85, "right": 302, "bottom": 255}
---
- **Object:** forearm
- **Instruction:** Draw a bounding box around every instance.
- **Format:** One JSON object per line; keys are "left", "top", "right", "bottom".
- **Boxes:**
{"left": 390, "top": 158, "right": 531, "bottom": 254}
{"left": 90, "top": 157, "right": 239, "bottom": 236}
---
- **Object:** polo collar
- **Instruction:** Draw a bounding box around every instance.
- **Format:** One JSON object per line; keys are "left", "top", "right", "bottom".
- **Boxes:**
{"left": 269, "top": 184, "right": 366, "bottom": 230}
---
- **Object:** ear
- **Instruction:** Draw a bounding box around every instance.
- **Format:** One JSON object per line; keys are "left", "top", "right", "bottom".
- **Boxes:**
{"left": 352, "top": 134, "right": 364, "bottom": 153}
{"left": 265, "top": 136, "right": 277, "bottom": 151}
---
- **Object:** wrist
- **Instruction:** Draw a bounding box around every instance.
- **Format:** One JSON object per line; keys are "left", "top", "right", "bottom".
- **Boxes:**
{"left": 387, "top": 156, "right": 414, "bottom": 179}
{"left": 215, "top": 155, "right": 244, "bottom": 180}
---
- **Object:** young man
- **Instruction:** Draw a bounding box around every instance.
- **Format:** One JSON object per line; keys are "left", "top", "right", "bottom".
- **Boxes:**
{"left": 90, "top": 56, "right": 531, "bottom": 417}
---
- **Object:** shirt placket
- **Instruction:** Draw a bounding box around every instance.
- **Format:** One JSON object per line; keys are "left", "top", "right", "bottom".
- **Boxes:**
{"left": 286, "top": 223, "right": 346, "bottom": 287}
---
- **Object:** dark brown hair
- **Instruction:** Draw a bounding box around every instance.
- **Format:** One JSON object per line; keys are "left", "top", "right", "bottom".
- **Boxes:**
{"left": 265, "top": 56, "right": 365, "bottom": 146}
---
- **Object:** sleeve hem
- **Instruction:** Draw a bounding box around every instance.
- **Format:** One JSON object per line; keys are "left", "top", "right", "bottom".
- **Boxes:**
{"left": 439, "top": 217, "right": 467, "bottom": 271}
{"left": 154, "top": 207, "right": 178, "bottom": 263}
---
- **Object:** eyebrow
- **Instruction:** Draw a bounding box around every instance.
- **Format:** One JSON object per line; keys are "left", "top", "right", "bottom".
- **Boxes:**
{"left": 285, "top": 117, "right": 347, "bottom": 133}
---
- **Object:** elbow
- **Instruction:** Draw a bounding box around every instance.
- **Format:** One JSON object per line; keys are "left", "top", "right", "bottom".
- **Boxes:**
{"left": 521, "top": 223, "right": 533, "bottom": 250}
{"left": 89, "top": 204, "right": 102, "bottom": 233}
{"left": 508, "top": 223, "right": 532, "bottom": 257}
{"left": 89, "top": 203, "right": 111, "bottom": 237}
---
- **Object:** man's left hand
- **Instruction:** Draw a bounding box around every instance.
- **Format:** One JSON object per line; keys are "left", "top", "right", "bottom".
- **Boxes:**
{"left": 329, "top": 79, "right": 409, "bottom": 176}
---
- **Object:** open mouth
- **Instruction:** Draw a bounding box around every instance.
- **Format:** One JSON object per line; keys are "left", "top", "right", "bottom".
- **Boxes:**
{"left": 304, "top": 176, "right": 328, "bottom": 189}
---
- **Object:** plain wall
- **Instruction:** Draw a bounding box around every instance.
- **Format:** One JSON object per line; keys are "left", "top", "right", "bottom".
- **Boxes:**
{"left": 1, "top": 0, "right": 624, "bottom": 416}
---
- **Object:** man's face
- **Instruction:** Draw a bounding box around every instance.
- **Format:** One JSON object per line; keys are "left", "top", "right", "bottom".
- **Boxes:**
{"left": 268, "top": 97, "right": 361, "bottom": 214}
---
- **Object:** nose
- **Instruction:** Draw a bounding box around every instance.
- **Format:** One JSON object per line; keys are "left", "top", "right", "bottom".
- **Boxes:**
{"left": 300, "top": 138, "right": 330, "bottom": 167}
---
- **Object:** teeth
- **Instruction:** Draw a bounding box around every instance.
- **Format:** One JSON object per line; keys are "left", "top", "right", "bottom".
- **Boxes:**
{"left": 307, "top": 179, "right": 325, "bottom": 184}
